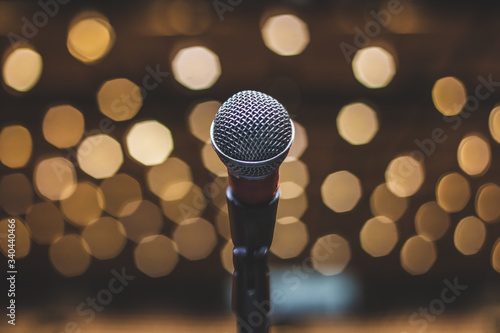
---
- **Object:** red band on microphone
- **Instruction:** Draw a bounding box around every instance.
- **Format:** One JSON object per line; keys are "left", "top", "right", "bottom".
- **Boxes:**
{"left": 228, "top": 171, "right": 279, "bottom": 204}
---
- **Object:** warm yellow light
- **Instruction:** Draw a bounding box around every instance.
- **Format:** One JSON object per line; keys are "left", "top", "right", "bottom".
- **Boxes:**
{"left": 134, "top": 235, "right": 179, "bottom": 278}
{"left": 0, "top": 173, "right": 33, "bottom": 215}
{"left": 34, "top": 157, "right": 77, "bottom": 201}
{"left": 360, "top": 216, "right": 398, "bottom": 257}
{"left": 475, "top": 183, "right": 500, "bottom": 223}
{"left": 311, "top": 234, "right": 351, "bottom": 276}
{"left": 0, "top": 218, "right": 30, "bottom": 259}
{"left": 489, "top": 106, "right": 500, "bottom": 143}
{"left": 432, "top": 77, "right": 467, "bottom": 116}
{"left": 0, "top": 125, "right": 32, "bottom": 168}
{"left": 400, "top": 235, "right": 436, "bottom": 275}
{"left": 454, "top": 216, "right": 486, "bottom": 255}
{"left": 457, "top": 135, "right": 491, "bottom": 176}
{"left": 277, "top": 191, "right": 308, "bottom": 219}
{"left": 337, "top": 103, "right": 379, "bottom": 145}
{"left": 25, "top": 202, "right": 64, "bottom": 245}
{"left": 352, "top": 46, "right": 396, "bottom": 88}
{"left": 369, "top": 183, "right": 408, "bottom": 222}
{"left": 160, "top": 184, "right": 207, "bottom": 224}
{"left": 67, "top": 14, "right": 115, "bottom": 63}
{"left": 287, "top": 121, "right": 308, "bottom": 160}
{"left": 60, "top": 182, "right": 104, "bottom": 227}
{"left": 492, "top": 239, "right": 500, "bottom": 273}
{"left": 261, "top": 14, "right": 310, "bottom": 56}
{"left": 99, "top": 173, "right": 142, "bottom": 217}
{"left": 97, "top": 78, "right": 143, "bottom": 121}
{"left": 321, "top": 170, "right": 362, "bottom": 213}
{"left": 436, "top": 172, "right": 470, "bottom": 213}
{"left": 188, "top": 100, "right": 221, "bottom": 142}
{"left": 3, "top": 47, "right": 43, "bottom": 92}
{"left": 172, "top": 46, "right": 221, "bottom": 90}
{"left": 415, "top": 201, "right": 450, "bottom": 241}
{"left": 201, "top": 141, "right": 227, "bottom": 177}
{"left": 221, "top": 239, "right": 234, "bottom": 274}
{"left": 270, "top": 217, "right": 309, "bottom": 259}
{"left": 120, "top": 200, "right": 164, "bottom": 242}
{"left": 173, "top": 218, "right": 217, "bottom": 261}
{"left": 43, "top": 105, "right": 84, "bottom": 148}
{"left": 385, "top": 155, "right": 424, "bottom": 198}
{"left": 82, "top": 217, "right": 126, "bottom": 260}
{"left": 77, "top": 134, "right": 123, "bottom": 179}
{"left": 49, "top": 234, "right": 91, "bottom": 277}
{"left": 147, "top": 157, "right": 193, "bottom": 201}
{"left": 126, "top": 120, "right": 173, "bottom": 166}
{"left": 215, "top": 211, "right": 230, "bottom": 240}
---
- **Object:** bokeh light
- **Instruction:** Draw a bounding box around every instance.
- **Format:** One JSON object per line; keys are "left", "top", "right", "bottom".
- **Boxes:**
{"left": 49, "top": 234, "right": 91, "bottom": 277}
{"left": 370, "top": 183, "right": 408, "bottom": 222}
{"left": 261, "top": 14, "right": 310, "bottom": 56}
{"left": 436, "top": 172, "right": 470, "bottom": 213}
{"left": 454, "top": 216, "right": 486, "bottom": 255}
{"left": 221, "top": 239, "right": 234, "bottom": 274}
{"left": 400, "top": 235, "right": 436, "bottom": 275}
{"left": 270, "top": 217, "right": 309, "bottom": 259}
{"left": 97, "top": 78, "right": 143, "bottom": 121}
{"left": 82, "top": 217, "right": 127, "bottom": 260}
{"left": 0, "top": 125, "right": 32, "bottom": 168}
{"left": 475, "top": 183, "right": 500, "bottom": 223}
{"left": 415, "top": 201, "right": 450, "bottom": 241}
{"left": 147, "top": 157, "right": 193, "bottom": 201}
{"left": 0, "top": 218, "right": 30, "bottom": 259}
{"left": 360, "top": 216, "right": 398, "bottom": 257}
{"left": 43, "top": 105, "right": 85, "bottom": 148}
{"left": 25, "top": 202, "right": 64, "bottom": 245}
{"left": 279, "top": 158, "right": 309, "bottom": 199}
{"left": 321, "top": 171, "right": 362, "bottom": 213}
{"left": 209, "top": 176, "right": 228, "bottom": 214}
{"left": 337, "top": 102, "right": 379, "bottom": 145}
{"left": 120, "top": 200, "right": 164, "bottom": 242}
{"left": 277, "top": 191, "right": 308, "bottom": 219}
{"left": 201, "top": 141, "right": 228, "bottom": 177}
{"left": 432, "top": 76, "right": 467, "bottom": 116}
{"left": 0, "top": 173, "right": 33, "bottom": 215}
{"left": 215, "top": 211, "right": 230, "bottom": 240}
{"left": 77, "top": 134, "right": 124, "bottom": 179}
{"left": 60, "top": 182, "right": 104, "bottom": 227}
{"left": 311, "top": 234, "right": 351, "bottom": 276}
{"left": 492, "top": 239, "right": 500, "bottom": 273}
{"left": 385, "top": 155, "right": 425, "bottom": 198}
{"left": 489, "top": 106, "right": 500, "bottom": 143}
{"left": 352, "top": 46, "right": 396, "bottom": 88}
{"left": 34, "top": 157, "right": 77, "bottom": 201}
{"left": 457, "top": 135, "right": 491, "bottom": 176}
{"left": 126, "top": 120, "right": 173, "bottom": 166}
{"left": 287, "top": 121, "right": 308, "bottom": 160}
{"left": 2, "top": 47, "right": 43, "bottom": 92}
{"left": 172, "top": 46, "right": 221, "bottom": 90}
{"left": 67, "top": 12, "right": 115, "bottom": 63}
{"left": 188, "top": 100, "right": 221, "bottom": 142}
{"left": 173, "top": 218, "right": 217, "bottom": 261}
{"left": 160, "top": 184, "right": 207, "bottom": 224}
{"left": 99, "top": 173, "right": 142, "bottom": 217}
{"left": 134, "top": 235, "right": 179, "bottom": 278}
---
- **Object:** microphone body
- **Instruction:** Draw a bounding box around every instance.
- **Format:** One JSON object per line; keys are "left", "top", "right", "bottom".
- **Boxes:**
{"left": 211, "top": 90, "right": 294, "bottom": 333}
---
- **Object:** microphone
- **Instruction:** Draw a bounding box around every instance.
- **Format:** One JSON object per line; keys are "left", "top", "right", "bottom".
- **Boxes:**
{"left": 210, "top": 90, "right": 294, "bottom": 333}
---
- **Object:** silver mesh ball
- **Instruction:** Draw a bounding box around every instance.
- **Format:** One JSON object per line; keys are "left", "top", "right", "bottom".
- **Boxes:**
{"left": 211, "top": 90, "right": 294, "bottom": 179}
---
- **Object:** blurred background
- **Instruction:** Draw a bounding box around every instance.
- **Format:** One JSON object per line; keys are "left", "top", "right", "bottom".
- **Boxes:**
{"left": 1, "top": 0, "right": 500, "bottom": 331}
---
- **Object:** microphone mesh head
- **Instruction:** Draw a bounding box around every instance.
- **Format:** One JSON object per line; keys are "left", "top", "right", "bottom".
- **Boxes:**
{"left": 211, "top": 90, "right": 293, "bottom": 179}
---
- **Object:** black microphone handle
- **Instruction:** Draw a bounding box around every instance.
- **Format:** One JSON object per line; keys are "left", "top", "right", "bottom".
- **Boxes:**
{"left": 226, "top": 188, "right": 279, "bottom": 333}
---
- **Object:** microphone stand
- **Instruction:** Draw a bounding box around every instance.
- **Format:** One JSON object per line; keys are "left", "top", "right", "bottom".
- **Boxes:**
{"left": 226, "top": 188, "right": 279, "bottom": 333}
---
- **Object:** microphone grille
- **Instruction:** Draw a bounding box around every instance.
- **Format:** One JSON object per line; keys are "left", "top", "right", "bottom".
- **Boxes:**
{"left": 211, "top": 90, "right": 293, "bottom": 179}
